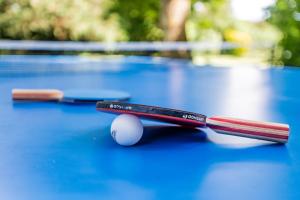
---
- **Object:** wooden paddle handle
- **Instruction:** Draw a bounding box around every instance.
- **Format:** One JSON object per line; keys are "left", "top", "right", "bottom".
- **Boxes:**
{"left": 206, "top": 116, "right": 289, "bottom": 143}
{"left": 12, "top": 89, "right": 63, "bottom": 101}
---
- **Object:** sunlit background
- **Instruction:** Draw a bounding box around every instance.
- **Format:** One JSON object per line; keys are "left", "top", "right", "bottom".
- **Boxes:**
{"left": 0, "top": 0, "right": 299, "bottom": 67}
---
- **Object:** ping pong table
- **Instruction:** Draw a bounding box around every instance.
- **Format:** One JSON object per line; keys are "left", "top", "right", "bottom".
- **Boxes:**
{"left": 0, "top": 55, "right": 299, "bottom": 199}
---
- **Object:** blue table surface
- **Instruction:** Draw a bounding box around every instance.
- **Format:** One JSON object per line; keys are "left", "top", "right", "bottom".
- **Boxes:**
{"left": 1, "top": 55, "right": 300, "bottom": 200}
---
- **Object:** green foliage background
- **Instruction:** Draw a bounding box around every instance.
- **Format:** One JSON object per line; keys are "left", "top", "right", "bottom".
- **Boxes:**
{"left": 268, "top": 0, "right": 300, "bottom": 66}
{"left": 107, "top": 0, "right": 163, "bottom": 41}
{"left": 0, "top": 0, "right": 124, "bottom": 41}
{"left": 0, "top": 0, "right": 299, "bottom": 66}
{"left": 0, "top": 0, "right": 163, "bottom": 41}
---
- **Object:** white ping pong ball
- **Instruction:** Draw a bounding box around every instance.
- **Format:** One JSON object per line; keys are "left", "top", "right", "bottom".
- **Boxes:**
{"left": 110, "top": 114, "right": 143, "bottom": 146}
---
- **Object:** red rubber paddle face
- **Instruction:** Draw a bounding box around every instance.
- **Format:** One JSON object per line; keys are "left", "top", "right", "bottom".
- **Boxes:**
{"left": 96, "top": 102, "right": 207, "bottom": 127}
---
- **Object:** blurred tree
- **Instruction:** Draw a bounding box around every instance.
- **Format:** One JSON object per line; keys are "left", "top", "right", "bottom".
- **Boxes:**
{"left": 108, "top": 0, "right": 191, "bottom": 57}
{"left": 0, "top": 0, "right": 123, "bottom": 41}
{"left": 107, "top": 0, "right": 163, "bottom": 41}
{"left": 160, "top": 0, "right": 190, "bottom": 41}
{"left": 268, "top": 0, "right": 300, "bottom": 66}
{"left": 160, "top": 0, "right": 191, "bottom": 57}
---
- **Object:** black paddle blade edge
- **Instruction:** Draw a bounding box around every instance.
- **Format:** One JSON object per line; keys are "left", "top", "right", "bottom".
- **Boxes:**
{"left": 96, "top": 101, "right": 207, "bottom": 126}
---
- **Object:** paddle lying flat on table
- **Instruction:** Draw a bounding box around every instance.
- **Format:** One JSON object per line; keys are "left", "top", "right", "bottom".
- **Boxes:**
{"left": 12, "top": 89, "right": 130, "bottom": 103}
{"left": 96, "top": 101, "right": 290, "bottom": 143}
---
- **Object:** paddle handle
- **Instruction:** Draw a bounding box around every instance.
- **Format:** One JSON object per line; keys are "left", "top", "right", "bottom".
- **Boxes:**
{"left": 206, "top": 116, "right": 289, "bottom": 143}
{"left": 12, "top": 89, "right": 63, "bottom": 101}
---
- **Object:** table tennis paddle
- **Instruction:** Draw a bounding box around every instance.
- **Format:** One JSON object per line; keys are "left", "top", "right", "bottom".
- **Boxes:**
{"left": 96, "top": 102, "right": 289, "bottom": 143}
{"left": 12, "top": 89, "right": 130, "bottom": 103}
